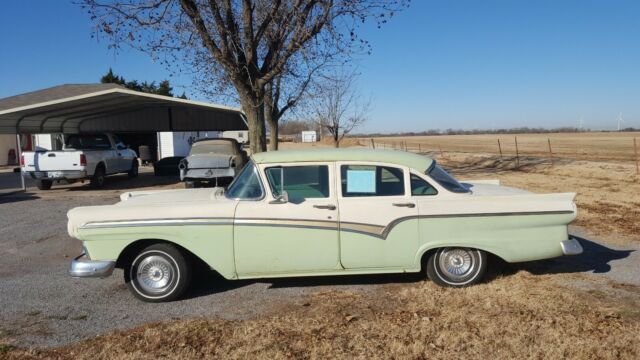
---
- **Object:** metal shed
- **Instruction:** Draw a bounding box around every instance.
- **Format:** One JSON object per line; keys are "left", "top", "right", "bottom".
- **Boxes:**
{"left": 0, "top": 83, "right": 247, "bottom": 190}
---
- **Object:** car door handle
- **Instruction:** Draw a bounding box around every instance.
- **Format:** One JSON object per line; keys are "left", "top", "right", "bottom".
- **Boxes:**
{"left": 313, "top": 204, "right": 336, "bottom": 210}
{"left": 393, "top": 202, "right": 416, "bottom": 208}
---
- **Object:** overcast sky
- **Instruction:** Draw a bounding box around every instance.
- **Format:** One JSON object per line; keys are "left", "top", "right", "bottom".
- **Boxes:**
{"left": 1, "top": 0, "right": 639, "bottom": 132}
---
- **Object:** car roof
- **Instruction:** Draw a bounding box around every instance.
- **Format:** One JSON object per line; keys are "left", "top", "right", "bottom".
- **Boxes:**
{"left": 251, "top": 148, "right": 434, "bottom": 172}
{"left": 193, "top": 137, "right": 238, "bottom": 145}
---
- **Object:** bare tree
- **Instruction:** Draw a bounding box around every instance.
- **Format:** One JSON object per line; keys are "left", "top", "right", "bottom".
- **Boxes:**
{"left": 81, "top": 0, "right": 407, "bottom": 153}
{"left": 314, "top": 70, "right": 370, "bottom": 147}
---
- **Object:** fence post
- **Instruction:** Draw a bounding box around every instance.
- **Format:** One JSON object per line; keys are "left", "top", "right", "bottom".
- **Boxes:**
{"left": 419, "top": 143, "right": 422, "bottom": 153}
{"left": 439, "top": 144, "right": 445, "bottom": 159}
{"left": 370, "top": 138, "right": 375, "bottom": 149}
{"left": 497, "top": 139, "right": 503, "bottom": 159}
{"left": 634, "top": 137, "right": 639, "bottom": 175}
{"left": 547, "top": 138, "right": 553, "bottom": 165}
{"left": 514, "top": 136, "right": 520, "bottom": 167}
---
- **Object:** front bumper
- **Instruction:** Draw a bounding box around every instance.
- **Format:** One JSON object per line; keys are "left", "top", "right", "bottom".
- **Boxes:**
{"left": 69, "top": 252, "right": 115, "bottom": 278}
{"left": 561, "top": 237, "right": 583, "bottom": 255}
{"left": 27, "top": 170, "right": 87, "bottom": 180}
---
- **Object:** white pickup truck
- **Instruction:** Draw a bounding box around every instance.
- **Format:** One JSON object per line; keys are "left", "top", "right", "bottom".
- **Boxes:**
{"left": 21, "top": 133, "right": 138, "bottom": 190}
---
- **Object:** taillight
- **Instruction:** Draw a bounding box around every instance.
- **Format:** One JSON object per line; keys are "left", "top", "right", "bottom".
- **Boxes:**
{"left": 80, "top": 154, "right": 87, "bottom": 166}
{"left": 20, "top": 155, "right": 25, "bottom": 166}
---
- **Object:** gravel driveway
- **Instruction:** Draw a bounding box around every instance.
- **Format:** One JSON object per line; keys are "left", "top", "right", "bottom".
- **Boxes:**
{"left": 1, "top": 182, "right": 638, "bottom": 347}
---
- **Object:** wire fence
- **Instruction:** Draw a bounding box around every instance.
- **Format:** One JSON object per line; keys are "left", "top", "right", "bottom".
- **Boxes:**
{"left": 357, "top": 134, "right": 640, "bottom": 174}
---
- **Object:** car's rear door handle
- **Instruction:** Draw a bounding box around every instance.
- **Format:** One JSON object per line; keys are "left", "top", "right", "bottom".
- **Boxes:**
{"left": 393, "top": 202, "right": 416, "bottom": 208}
{"left": 313, "top": 204, "right": 336, "bottom": 210}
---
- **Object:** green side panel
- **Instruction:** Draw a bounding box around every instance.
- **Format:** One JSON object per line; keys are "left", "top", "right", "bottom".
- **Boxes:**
{"left": 417, "top": 213, "right": 575, "bottom": 264}
{"left": 340, "top": 221, "right": 419, "bottom": 269}
{"left": 79, "top": 225, "right": 237, "bottom": 279}
{"left": 234, "top": 226, "right": 340, "bottom": 275}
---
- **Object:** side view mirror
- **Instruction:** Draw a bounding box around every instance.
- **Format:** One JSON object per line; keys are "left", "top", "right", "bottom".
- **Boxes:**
{"left": 269, "top": 191, "right": 289, "bottom": 204}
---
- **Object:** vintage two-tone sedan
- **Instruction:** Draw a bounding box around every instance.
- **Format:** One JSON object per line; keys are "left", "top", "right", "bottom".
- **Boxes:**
{"left": 67, "top": 149, "right": 582, "bottom": 302}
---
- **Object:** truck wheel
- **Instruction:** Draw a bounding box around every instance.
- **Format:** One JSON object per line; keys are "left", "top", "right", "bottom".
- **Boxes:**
{"left": 36, "top": 179, "right": 53, "bottom": 190}
{"left": 426, "top": 247, "right": 487, "bottom": 287}
{"left": 90, "top": 165, "right": 106, "bottom": 188}
{"left": 128, "top": 160, "right": 139, "bottom": 178}
{"left": 125, "top": 243, "right": 191, "bottom": 302}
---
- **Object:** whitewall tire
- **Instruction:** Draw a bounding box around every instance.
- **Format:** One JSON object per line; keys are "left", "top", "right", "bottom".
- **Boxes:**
{"left": 426, "top": 247, "right": 487, "bottom": 287}
{"left": 125, "top": 243, "right": 191, "bottom": 302}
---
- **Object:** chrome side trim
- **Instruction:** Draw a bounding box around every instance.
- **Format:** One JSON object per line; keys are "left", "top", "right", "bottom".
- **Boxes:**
{"left": 79, "top": 210, "right": 574, "bottom": 239}
{"left": 69, "top": 252, "right": 115, "bottom": 278}
{"left": 560, "top": 237, "right": 583, "bottom": 256}
{"left": 81, "top": 218, "right": 234, "bottom": 229}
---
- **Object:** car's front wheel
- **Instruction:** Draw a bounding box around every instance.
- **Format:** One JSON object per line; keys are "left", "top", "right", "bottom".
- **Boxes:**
{"left": 426, "top": 247, "right": 487, "bottom": 287}
{"left": 125, "top": 243, "right": 191, "bottom": 302}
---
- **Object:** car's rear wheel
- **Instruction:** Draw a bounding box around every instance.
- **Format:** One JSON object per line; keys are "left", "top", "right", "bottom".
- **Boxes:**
{"left": 426, "top": 247, "right": 486, "bottom": 287}
{"left": 90, "top": 165, "right": 106, "bottom": 188}
{"left": 36, "top": 179, "right": 52, "bottom": 190}
{"left": 125, "top": 243, "right": 191, "bottom": 302}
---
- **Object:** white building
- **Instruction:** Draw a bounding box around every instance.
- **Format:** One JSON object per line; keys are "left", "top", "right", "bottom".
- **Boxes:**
{"left": 301, "top": 130, "right": 317, "bottom": 143}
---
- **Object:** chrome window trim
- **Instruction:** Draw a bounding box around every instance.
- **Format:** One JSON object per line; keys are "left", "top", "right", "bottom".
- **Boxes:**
{"left": 224, "top": 161, "right": 265, "bottom": 201}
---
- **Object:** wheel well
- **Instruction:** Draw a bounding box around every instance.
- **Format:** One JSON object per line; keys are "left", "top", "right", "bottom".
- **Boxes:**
{"left": 95, "top": 162, "right": 106, "bottom": 173}
{"left": 419, "top": 246, "right": 504, "bottom": 272}
{"left": 115, "top": 239, "right": 209, "bottom": 271}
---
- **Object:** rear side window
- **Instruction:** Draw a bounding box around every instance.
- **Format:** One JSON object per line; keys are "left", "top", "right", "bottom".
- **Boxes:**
{"left": 411, "top": 174, "right": 438, "bottom": 196}
{"left": 265, "top": 165, "right": 330, "bottom": 201}
{"left": 341, "top": 165, "right": 405, "bottom": 197}
{"left": 65, "top": 134, "right": 112, "bottom": 150}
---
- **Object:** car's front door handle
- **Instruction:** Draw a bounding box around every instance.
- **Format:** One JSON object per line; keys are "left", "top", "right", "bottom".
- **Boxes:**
{"left": 313, "top": 204, "right": 336, "bottom": 210}
{"left": 393, "top": 202, "right": 416, "bottom": 208}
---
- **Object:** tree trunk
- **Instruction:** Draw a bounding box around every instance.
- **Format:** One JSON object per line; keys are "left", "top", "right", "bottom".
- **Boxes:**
{"left": 264, "top": 86, "right": 278, "bottom": 151}
{"left": 240, "top": 97, "right": 267, "bottom": 154}
{"left": 266, "top": 114, "right": 279, "bottom": 151}
{"left": 334, "top": 130, "right": 340, "bottom": 148}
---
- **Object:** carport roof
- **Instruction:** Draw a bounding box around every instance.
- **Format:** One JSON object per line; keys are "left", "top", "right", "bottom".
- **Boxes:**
{"left": 0, "top": 83, "right": 247, "bottom": 134}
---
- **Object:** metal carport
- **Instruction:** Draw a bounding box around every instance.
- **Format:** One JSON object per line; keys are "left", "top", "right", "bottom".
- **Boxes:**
{"left": 0, "top": 83, "right": 247, "bottom": 191}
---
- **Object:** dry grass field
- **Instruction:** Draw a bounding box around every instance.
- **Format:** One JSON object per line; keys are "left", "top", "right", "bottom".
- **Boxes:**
{"left": 366, "top": 131, "right": 640, "bottom": 163}
{"left": 4, "top": 133, "right": 640, "bottom": 359}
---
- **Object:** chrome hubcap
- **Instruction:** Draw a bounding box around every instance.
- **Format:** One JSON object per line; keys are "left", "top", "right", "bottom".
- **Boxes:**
{"left": 438, "top": 248, "right": 474, "bottom": 280}
{"left": 135, "top": 255, "right": 174, "bottom": 294}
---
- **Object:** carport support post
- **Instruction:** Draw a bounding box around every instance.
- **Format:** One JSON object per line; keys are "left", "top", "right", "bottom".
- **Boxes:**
{"left": 16, "top": 134, "right": 25, "bottom": 191}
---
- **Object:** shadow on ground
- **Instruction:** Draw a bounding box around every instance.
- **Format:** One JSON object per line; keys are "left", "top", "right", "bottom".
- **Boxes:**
{"left": 0, "top": 192, "right": 39, "bottom": 204}
{"left": 184, "top": 235, "right": 634, "bottom": 300}
{"left": 512, "top": 235, "right": 634, "bottom": 275}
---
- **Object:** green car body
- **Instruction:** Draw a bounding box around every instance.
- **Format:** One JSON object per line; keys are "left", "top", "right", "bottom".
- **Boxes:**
{"left": 67, "top": 149, "right": 581, "bottom": 300}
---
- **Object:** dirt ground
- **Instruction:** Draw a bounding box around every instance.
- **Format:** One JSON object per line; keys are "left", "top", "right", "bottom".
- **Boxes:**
{"left": 3, "top": 141, "right": 640, "bottom": 359}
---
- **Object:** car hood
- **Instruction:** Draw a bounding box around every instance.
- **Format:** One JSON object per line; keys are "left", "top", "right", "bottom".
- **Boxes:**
{"left": 184, "top": 153, "right": 234, "bottom": 169}
{"left": 67, "top": 188, "right": 236, "bottom": 238}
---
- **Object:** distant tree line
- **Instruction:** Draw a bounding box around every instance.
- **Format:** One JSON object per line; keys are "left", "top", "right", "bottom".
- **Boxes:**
{"left": 100, "top": 68, "right": 187, "bottom": 99}
{"left": 360, "top": 127, "right": 595, "bottom": 137}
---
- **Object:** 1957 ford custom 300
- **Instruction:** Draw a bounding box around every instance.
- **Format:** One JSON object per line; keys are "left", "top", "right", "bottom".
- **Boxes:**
{"left": 67, "top": 149, "right": 582, "bottom": 302}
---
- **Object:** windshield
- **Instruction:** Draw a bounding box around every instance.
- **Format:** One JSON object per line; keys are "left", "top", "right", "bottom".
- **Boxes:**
{"left": 190, "top": 141, "right": 234, "bottom": 155}
{"left": 225, "top": 161, "right": 263, "bottom": 199}
{"left": 427, "top": 163, "right": 469, "bottom": 193}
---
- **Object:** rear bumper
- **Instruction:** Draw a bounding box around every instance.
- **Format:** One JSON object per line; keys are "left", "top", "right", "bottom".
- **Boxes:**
{"left": 180, "top": 168, "right": 235, "bottom": 181}
{"left": 561, "top": 237, "right": 583, "bottom": 256}
{"left": 26, "top": 170, "right": 87, "bottom": 180}
{"left": 69, "top": 252, "right": 115, "bottom": 278}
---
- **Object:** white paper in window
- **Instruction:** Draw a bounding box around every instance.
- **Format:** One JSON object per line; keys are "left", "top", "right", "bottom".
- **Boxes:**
{"left": 347, "top": 170, "right": 376, "bottom": 193}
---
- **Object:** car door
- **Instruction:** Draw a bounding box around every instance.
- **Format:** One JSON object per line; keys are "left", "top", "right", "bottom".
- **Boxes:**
{"left": 336, "top": 162, "right": 419, "bottom": 269}
{"left": 233, "top": 162, "right": 340, "bottom": 276}
{"left": 111, "top": 135, "right": 131, "bottom": 172}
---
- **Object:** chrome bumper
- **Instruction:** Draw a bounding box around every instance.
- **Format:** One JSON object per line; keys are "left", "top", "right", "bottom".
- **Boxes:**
{"left": 69, "top": 252, "right": 115, "bottom": 278}
{"left": 561, "top": 237, "right": 583, "bottom": 256}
